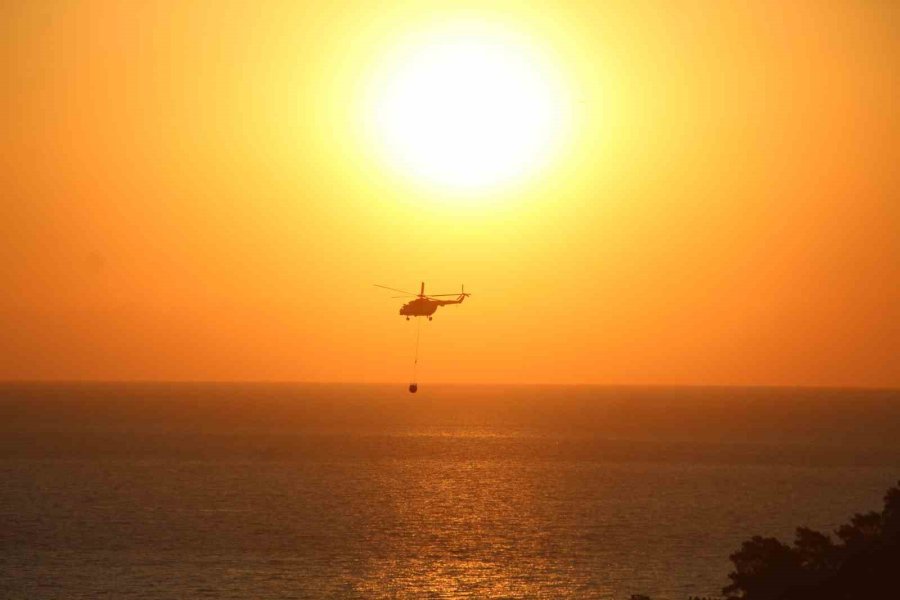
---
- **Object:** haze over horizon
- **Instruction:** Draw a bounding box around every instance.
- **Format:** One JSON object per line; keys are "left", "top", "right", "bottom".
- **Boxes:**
{"left": 3, "top": 1, "right": 898, "bottom": 387}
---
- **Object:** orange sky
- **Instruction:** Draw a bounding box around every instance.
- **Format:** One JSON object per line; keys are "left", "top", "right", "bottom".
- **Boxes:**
{"left": 2, "top": 1, "right": 898, "bottom": 386}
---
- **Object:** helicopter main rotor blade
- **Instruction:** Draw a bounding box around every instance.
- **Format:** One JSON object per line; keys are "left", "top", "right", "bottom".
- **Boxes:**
{"left": 427, "top": 293, "right": 471, "bottom": 297}
{"left": 374, "top": 284, "right": 416, "bottom": 295}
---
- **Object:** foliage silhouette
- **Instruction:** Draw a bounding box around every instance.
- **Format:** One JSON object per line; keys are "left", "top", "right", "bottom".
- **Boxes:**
{"left": 723, "top": 480, "right": 900, "bottom": 600}
{"left": 633, "top": 480, "right": 900, "bottom": 600}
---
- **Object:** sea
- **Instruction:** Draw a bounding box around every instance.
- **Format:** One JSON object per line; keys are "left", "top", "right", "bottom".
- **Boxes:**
{"left": 1, "top": 383, "right": 898, "bottom": 599}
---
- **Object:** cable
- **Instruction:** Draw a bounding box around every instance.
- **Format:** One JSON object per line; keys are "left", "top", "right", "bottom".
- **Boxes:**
{"left": 411, "top": 316, "right": 421, "bottom": 383}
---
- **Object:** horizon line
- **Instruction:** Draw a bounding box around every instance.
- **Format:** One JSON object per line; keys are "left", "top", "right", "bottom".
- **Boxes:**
{"left": 1, "top": 379, "right": 898, "bottom": 392}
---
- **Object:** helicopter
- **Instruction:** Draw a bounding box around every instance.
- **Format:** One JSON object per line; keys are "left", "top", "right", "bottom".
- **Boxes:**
{"left": 374, "top": 282, "right": 470, "bottom": 320}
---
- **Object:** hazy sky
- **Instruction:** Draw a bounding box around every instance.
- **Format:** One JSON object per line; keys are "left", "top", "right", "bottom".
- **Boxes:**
{"left": 2, "top": 1, "right": 898, "bottom": 386}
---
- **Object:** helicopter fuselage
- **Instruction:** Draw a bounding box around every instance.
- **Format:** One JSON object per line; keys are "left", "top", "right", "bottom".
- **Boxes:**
{"left": 399, "top": 295, "right": 465, "bottom": 318}
{"left": 399, "top": 298, "right": 438, "bottom": 317}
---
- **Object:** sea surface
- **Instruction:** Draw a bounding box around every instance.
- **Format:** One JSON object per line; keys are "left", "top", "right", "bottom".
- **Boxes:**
{"left": 1, "top": 383, "right": 899, "bottom": 599}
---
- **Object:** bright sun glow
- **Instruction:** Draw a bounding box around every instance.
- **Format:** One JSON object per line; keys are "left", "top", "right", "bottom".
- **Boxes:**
{"left": 366, "top": 22, "right": 571, "bottom": 193}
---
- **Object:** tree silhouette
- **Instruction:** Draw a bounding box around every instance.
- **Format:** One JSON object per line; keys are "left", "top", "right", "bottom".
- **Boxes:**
{"left": 723, "top": 536, "right": 801, "bottom": 599}
{"left": 792, "top": 527, "right": 838, "bottom": 585}
{"left": 722, "top": 480, "right": 900, "bottom": 600}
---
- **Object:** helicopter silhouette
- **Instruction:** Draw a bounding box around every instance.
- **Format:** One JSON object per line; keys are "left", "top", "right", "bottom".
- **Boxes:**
{"left": 375, "top": 282, "right": 470, "bottom": 320}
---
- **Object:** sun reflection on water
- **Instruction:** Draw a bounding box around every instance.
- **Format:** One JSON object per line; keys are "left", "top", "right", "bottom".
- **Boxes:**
{"left": 344, "top": 459, "right": 612, "bottom": 598}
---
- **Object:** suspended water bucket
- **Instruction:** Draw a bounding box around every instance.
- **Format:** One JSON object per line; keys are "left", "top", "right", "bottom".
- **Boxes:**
{"left": 408, "top": 383, "right": 418, "bottom": 394}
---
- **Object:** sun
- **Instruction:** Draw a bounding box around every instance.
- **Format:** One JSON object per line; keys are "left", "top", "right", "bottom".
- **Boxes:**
{"left": 364, "top": 20, "right": 571, "bottom": 193}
